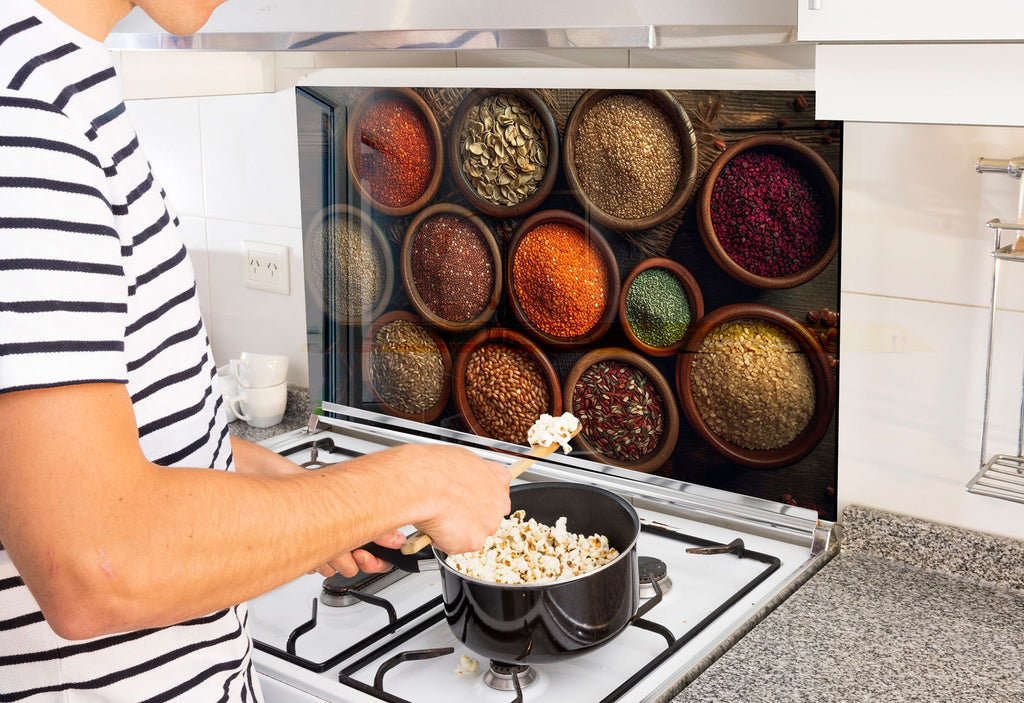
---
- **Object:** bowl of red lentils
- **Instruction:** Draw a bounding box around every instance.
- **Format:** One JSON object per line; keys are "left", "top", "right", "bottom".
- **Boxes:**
{"left": 447, "top": 88, "right": 559, "bottom": 219}
{"left": 562, "top": 89, "right": 698, "bottom": 233}
{"left": 346, "top": 87, "right": 444, "bottom": 217}
{"left": 698, "top": 135, "right": 839, "bottom": 289}
{"left": 618, "top": 257, "right": 704, "bottom": 358}
{"left": 675, "top": 303, "right": 836, "bottom": 469}
{"left": 400, "top": 203, "right": 502, "bottom": 334}
{"left": 453, "top": 327, "right": 562, "bottom": 446}
{"left": 362, "top": 310, "right": 452, "bottom": 424}
{"left": 303, "top": 204, "right": 394, "bottom": 324}
{"left": 563, "top": 348, "right": 679, "bottom": 474}
{"left": 507, "top": 209, "right": 620, "bottom": 349}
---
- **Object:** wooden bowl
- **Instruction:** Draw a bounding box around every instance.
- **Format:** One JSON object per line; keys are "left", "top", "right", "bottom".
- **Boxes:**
{"left": 453, "top": 327, "right": 562, "bottom": 444}
{"left": 447, "top": 88, "right": 559, "bottom": 219}
{"left": 562, "top": 89, "right": 698, "bottom": 232}
{"left": 618, "top": 257, "right": 704, "bottom": 358}
{"left": 400, "top": 203, "right": 502, "bottom": 334}
{"left": 675, "top": 303, "right": 836, "bottom": 469}
{"left": 362, "top": 310, "right": 452, "bottom": 424}
{"left": 507, "top": 209, "right": 620, "bottom": 349}
{"left": 563, "top": 348, "right": 679, "bottom": 473}
{"left": 303, "top": 204, "right": 393, "bottom": 325}
{"left": 698, "top": 135, "right": 839, "bottom": 289}
{"left": 346, "top": 87, "right": 444, "bottom": 217}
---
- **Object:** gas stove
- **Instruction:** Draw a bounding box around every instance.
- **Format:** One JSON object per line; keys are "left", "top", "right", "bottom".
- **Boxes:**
{"left": 249, "top": 409, "right": 837, "bottom": 703}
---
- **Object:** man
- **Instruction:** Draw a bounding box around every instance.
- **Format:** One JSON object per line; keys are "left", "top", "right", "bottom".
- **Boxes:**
{"left": 0, "top": 0, "right": 512, "bottom": 699}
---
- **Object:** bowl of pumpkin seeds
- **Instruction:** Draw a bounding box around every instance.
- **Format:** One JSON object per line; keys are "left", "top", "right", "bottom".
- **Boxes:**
{"left": 447, "top": 88, "right": 559, "bottom": 219}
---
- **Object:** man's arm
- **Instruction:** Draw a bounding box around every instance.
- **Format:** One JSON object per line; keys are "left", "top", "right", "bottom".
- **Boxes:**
{"left": 0, "top": 383, "right": 510, "bottom": 640}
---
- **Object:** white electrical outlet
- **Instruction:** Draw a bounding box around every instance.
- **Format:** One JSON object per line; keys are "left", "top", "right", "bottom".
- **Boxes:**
{"left": 242, "top": 241, "right": 290, "bottom": 294}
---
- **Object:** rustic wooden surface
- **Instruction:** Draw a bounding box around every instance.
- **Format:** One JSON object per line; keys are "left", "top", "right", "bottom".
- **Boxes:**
{"left": 306, "top": 87, "right": 841, "bottom": 520}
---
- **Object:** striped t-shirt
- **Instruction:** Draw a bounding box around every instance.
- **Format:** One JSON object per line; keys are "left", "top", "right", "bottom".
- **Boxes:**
{"left": 0, "top": 0, "right": 261, "bottom": 699}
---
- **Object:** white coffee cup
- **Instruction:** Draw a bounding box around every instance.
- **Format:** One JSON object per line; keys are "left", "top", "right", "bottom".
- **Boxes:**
{"left": 216, "top": 364, "right": 239, "bottom": 421}
{"left": 231, "top": 352, "right": 289, "bottom": 389}
{"left": 226, "top": 382, "right": 288, "bottom": 428}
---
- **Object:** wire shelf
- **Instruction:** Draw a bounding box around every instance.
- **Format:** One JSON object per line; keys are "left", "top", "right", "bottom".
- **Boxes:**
{"left": 967, "top": 454, "right": 1024, "bottom": 505}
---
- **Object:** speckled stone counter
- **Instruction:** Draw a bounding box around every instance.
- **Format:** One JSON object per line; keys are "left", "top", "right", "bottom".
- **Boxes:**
{"left": 671, "top": 505, "right": 1024, "bottom": 702}
{"left": 227, "top": 385, "right": 311, "bottom": 444}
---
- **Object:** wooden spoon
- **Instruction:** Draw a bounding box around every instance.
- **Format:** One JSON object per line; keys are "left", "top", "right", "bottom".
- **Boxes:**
{"left": 399, "top": 426, "right": 581, "bottom": 555}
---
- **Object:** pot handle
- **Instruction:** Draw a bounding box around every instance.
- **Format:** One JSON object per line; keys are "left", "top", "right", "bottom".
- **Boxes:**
{"left": 359, "top": 542, "right": 438, "bottom": 573}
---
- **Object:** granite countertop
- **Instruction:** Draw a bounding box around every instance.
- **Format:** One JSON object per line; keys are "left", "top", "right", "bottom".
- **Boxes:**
{"left": 672, "top": 505, "right": 1024, "bottom": 702}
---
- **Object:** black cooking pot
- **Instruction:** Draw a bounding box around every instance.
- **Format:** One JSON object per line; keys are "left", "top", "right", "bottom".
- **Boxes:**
{"left": 363, "top": 482, "right": 646, "bottom": 664}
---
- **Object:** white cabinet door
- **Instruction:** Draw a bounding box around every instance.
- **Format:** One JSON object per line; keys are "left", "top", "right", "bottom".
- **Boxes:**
{"left": 798, "top": 0, "right": 1024, "bottom": 42}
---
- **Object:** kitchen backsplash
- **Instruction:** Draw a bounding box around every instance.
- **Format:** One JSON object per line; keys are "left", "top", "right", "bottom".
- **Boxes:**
{"left": 124, "top": 79, "right": 1024, "bottom": 541}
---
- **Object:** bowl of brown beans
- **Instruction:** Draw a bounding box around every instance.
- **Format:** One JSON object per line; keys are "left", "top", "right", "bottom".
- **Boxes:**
{"left": 453, "top": 327, "right": 562, "bottom": 445}
{"left": 303, "top": 204, "right": 394, "bottom": 324}
{"left": 507, "top": 209, "right": 620, "bottom": 349}
{"left": 400, "top": 203, "right": 502, "bottom": 334}
{"left": 562, "top": 89, "right": 698, "bottom": 233}
{"left": 618, "top": 257, "right": 704, "bottom": 358}
{"left": 346, "top": 87, "right": 444, "bottom": 217}
{"left": 675, "top": 303, "right": 836, "bottom": 469}
{"left": 563, "top": 348, "right": 678, "bottom": 474}
{"left": 447, "top": 88, "right": 559, "bottom": 219}
{"left": 698, "top": 135, "right": 839, "bottom": 289}
{"left": 362, "top": 310, "right": 452, "bottom": 424}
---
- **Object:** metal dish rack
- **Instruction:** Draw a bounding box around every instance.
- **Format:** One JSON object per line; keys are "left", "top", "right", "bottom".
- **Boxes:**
{"left": 968, "top": 156, "right": 1024, "bottom": 504}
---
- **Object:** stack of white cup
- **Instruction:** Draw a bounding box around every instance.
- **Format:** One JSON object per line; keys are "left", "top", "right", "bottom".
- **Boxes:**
{"left": 219, "top": 352, "right": 290, "bottom": 428}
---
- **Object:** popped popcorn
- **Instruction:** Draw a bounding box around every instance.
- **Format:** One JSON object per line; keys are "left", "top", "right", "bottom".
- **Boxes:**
{"left": 445, "top": 510, "right": 618, "bottom": 584}
{"left": 526, "top": 412, "right": 580, "bottom": 453}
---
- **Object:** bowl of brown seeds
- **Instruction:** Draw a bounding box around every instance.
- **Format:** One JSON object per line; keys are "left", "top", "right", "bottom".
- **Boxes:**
{"left": 447, "top": 88, "right": 559, "bottom": 219}
{"left": 563, "top": 348, "right": 679, "bottom": 474}
{"left": 303, "top": 204, "right": 394, "bottom": 325}
{"left": 562, "top": 89, "right": 698, "bottom": 233}
{"left": 453, "top": 327, "right": 562, "bottom": 446}
{"left": 362, "top": 310, "right": 452, "bottom": 424}
{"left": 675, "top": 303, "right": 836, "bottom": 469}
{"left": 401, "top": 203, "right": 502, "bottom": 335}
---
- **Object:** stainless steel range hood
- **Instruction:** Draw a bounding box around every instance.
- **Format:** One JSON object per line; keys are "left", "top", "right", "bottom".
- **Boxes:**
{"left": 106, "top": 0, "right": 797, "bottom": 52}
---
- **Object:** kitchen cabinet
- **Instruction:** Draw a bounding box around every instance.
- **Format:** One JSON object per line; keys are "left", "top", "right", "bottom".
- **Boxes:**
{"left": 797, "top": 0, "right": 1024, "bottom": 42}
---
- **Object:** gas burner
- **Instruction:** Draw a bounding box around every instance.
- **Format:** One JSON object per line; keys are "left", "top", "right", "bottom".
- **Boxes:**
{"left": 320, "top": 568, "right": 407, "bottom": 607}
{"left": 638, "top": 555, "right": 673, "bottom": 599}
{"left": 483, "top": 661, "right": 538, "bottom": 691}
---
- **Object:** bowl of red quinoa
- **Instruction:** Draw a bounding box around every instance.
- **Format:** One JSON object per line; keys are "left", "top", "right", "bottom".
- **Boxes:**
{"left": 698, "top": 135, "right": 839, "bottom": 289}
{"left": 303, "top": 204, "right": 394, "bottom": 325}
{"left": 618, "top": 257, "right": 704, "bottom": 358}
{"left": 346, "top": 87, "right": 444, "bottom": 217}
{"left": 362, "top": 310, "right": 452, "bottom": 424}
{"left": 400, "top": 203, "right": 502, "bottom": 334}
{"left": 675, "top": 303, "right": 836, "bottom": 469}
{"left": 453, "top": 327, "right": 562, "bottom": 445}
{"left": 447, "top": 88, "right": 559, "bottom": 219}
{"left": 563, "top": 348, "right": 679, "bottom": 474}
{"left": 562, "top": 89, "right": 698, "bottom": 233}
{"left": 507, "top": 209, "right": 620, "bottom": 349}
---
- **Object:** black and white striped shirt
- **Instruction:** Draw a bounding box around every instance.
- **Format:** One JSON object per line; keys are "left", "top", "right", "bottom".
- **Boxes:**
{"left": 0, "top": 0, "right": 260, "bottom": 699}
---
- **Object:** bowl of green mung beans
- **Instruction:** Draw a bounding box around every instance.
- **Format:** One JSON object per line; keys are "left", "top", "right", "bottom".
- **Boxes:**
{"left": 618, "top": 257, "right": 704, "bottom": 358}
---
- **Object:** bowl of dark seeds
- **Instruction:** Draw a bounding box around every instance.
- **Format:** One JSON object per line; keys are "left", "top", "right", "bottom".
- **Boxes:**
{"left": 401, "top": 203, "right": 502, "bottom": 334}
{"left": 453, "top": 327, "right": 562, "bottom": 445}
{"left": 562, "top": 89, "right": 698, "bottom": 232}
{"left": 618, "top": 257, "right": 704, "bottom": 358}
{"left": 303, "top": 204, "right": 393, "bottom": 324}
{"left": 447, "top": 88, "right": 559, "bottom": 219}
{"left": 363, "top": 310, "right": 452, "bottom": 423}
{"left": 563, "top": 348, "right": 679, "bottom": 473}
{"left": 675, "top": 303, "right": 835, "bottom": 469}
{"left": 698, "top": 135, "right": 839, "bottom": 289}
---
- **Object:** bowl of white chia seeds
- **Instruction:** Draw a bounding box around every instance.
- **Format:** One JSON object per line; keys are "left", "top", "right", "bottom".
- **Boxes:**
{"left": 563, "top": 89, "right": 698, "bottom": 233}
{"left": 447, "top": 88, "right": 559, "bottom": 219}
{"left": 675, "top": 303, "right": 835, "bottom": 470}
{"left": 362, "top": 310, "right": 452, "bottom": 423}
{"left": 303, "top": 205, "right": 394, "bottom": 324}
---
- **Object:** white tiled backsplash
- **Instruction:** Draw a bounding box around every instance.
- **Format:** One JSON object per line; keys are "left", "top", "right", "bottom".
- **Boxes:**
{"left": 124, "top": 76, "right": 1024, "bottom": 541}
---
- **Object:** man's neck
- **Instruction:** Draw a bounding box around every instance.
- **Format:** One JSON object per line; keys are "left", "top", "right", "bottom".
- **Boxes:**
{"left": 34, "top": 0, "right": 134, "bottom": 41}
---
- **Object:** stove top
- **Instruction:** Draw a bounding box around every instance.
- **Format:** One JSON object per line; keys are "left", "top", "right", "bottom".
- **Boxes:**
{"left": 249, "top": 413, "right": 837, "bottom": 703}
